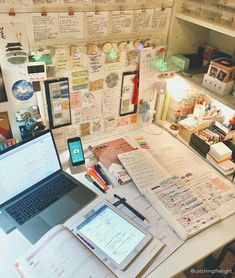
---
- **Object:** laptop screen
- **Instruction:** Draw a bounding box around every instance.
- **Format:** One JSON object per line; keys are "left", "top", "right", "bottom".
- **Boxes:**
{"left": 0, "top": 131, "right": 61, "bottom": 206}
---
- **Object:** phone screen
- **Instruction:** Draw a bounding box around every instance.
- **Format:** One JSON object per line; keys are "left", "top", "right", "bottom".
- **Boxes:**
{"left": 68, "top": 139, "right": 85, "bottom": 166}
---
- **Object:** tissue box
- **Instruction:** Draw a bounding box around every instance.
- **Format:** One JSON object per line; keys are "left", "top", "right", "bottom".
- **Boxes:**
{"left": 202, "top": 74, "right": 234, "bottom": 95}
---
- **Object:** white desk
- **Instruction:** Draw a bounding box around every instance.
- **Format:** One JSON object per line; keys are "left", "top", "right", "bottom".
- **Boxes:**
{"left": 1, "top": 124, "right": 235, "bottom": 278}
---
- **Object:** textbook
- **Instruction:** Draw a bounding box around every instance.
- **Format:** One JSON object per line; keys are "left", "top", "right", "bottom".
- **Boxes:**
{"left": 118, "top": 148, "right": 235, "bottom": 241}
{"left": 89, "top": 138, "right": 135, "bottom": 184}
{"left": 14, "top": 221, "right": 164, "bottom": 278}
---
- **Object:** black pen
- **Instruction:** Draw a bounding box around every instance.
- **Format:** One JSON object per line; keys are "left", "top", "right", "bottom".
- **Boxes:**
{"left": 95, "top": 164, "right": 113, "bottom": 187}
{"left": 113, "top": 194, "right": 150, "bottom": 224}
{"left": 85, "top": 174, "right": 106, "bottom": 194}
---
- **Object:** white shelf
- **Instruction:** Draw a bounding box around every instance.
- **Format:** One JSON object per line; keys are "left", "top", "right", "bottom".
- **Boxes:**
{"left": 177, "top": 73, "right": 235, "bottom": 110}
{"left": 176, "top": 12, "right": 235, "bottom": 38}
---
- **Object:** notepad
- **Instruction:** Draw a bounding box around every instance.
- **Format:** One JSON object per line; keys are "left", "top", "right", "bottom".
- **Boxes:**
{"left": 209, "top": 142, "right": 232, "bottom": 161}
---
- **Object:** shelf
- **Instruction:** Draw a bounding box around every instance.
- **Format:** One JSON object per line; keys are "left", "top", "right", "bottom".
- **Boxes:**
{"left": 176, "top": 72, "right": 235, "bottom": 110}
{"left": 176, "top": 12, "right": 235, "bottom": 38}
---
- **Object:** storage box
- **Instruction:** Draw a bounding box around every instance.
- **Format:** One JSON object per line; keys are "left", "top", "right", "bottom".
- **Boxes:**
{"left": 202, "top": 73, "right": 234, "bottom": 95}
{"left": 208, "top": 58, "right": 235, "bottom": 82}
{"left": 189, "top": 132, "right": 211, "bottom": 158}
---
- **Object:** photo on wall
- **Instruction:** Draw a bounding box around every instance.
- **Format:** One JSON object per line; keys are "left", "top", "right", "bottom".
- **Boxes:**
{"left": 0, "top": 111, "right": 12, "bottom": 142}
{"left": 16, "top": 106, "right": 45, "bottom": 140}
{"left": 0, "top": 66, "right": 7, "bottom": 103}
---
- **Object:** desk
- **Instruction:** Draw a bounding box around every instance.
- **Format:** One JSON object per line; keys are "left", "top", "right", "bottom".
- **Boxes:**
{"left": 1, "top": 124, "right": 235, "bottom": 278}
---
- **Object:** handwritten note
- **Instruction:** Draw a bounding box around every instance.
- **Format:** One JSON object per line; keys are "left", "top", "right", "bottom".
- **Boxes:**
{"left": 133, "top": 9, "right": 153, "bottom": 33}
{"left": 86, "top": 11, "right": 109, "bottom": 38}
{"left": 59, "top": 12, "right": 84, "bottom": 39}
{"left": 31, "top": 13, "right": 59, "bottom": 42}
{"left": 111, "top": 11, "right": 132, "bottom": 34}
{"left": 117, "top": 149, "right": 169, "bottom": 192}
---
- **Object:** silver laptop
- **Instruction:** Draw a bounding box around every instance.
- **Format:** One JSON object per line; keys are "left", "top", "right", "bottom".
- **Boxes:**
{"left": 0, "top": 130, "right": 97, "bottom": 243}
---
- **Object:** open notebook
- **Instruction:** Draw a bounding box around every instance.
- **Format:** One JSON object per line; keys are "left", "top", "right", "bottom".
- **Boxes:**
{"left": 118, "top": 148, "right": 235, "bottom": 241}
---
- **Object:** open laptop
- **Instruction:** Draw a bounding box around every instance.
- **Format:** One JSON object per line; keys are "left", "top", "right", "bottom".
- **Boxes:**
{"left": 0, "top": 130, "right": 97, "bottom": 243}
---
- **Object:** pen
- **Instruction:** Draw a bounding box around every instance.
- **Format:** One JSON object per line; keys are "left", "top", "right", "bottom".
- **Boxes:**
{"left": 85, "top": 174, "right": 106, "bottom": 194}
{"left": 88, "top": 168, "right": 108, "bottom": 191}
{"left": 113, "top": 194, "right": 150, "bottom": 224}
{"left": 95, "top": 164, "right": 113, "bottom": 187}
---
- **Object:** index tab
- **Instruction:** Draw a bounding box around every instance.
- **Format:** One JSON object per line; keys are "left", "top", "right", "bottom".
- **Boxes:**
{"left": 9, "top": 8, "right": 16, "bottom": 16}
{"left": 41, "top": 7, "right": 47, "bottom": 16}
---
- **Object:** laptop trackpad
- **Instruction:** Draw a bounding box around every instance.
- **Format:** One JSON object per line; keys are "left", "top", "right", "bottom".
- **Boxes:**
{"left": 40, "top": 196, "right": 80, "bottom": 226}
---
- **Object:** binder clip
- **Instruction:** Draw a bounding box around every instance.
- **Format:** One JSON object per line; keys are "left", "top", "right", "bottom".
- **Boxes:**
{"left": 41, "top": 7, "right": 47, "bottom": 16}
{"left": 141, "top": 4, "right": 146, "bottom": 13}
{"left": 68, "top": 7, "right": 74, "bottom": 16}
{"left": 95, "top": 6, "right": 100, "bottom": 15}
{"left": 8, "top": 8, "right": 16, "bottom": 16}
{"left": 119, "top": 5, "right": 124, "bottom": 14}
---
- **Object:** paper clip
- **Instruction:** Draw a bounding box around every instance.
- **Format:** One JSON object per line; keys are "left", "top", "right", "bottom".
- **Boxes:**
{"left": 8, "top": 8, "right": 16, "bottom": 16}
{"left": 41, "top": 7, "right": 47, "bottom": 16}
{"left": 68, "top": 7, "right": 74, "bottom": 16}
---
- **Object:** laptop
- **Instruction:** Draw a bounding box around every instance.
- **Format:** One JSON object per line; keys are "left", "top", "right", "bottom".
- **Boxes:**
{"left": 0, "top": 130, "right": 97, "bottom": 243}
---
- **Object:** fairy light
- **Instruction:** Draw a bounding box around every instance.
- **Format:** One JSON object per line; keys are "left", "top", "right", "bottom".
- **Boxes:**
{"left": 108, "top": 48, "right": 117, "bottom": 62}
{"left": 32, "top": 51, "right": 42, "bottom": 61}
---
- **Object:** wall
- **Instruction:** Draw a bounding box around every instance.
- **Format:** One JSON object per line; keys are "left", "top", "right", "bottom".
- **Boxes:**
{"left": 0, "top": 0, "right": 173, "bottom": 148}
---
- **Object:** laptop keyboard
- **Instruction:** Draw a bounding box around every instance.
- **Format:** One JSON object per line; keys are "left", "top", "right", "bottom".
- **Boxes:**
{"left": 6, "top": 175, "right": 78, "bottom": 225}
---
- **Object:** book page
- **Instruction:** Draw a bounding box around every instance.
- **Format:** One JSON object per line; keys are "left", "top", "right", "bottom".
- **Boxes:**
{"left": 14, "top": 225, "right": 115, "bottom": 278}
{"left": 185, "top": 171, "right": 235, "bottom": 219}
{"left": 145, "top": 176, "right": 220, "bottom": 239}
{"left": 117, "top": 148, "right": 169, "bottom": 192}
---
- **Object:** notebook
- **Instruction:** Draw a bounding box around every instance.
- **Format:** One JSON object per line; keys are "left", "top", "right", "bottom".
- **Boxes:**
{"left": 89, "top": 138, "right": 135, "bottom": 184}
{"left": 0, "top": 130, "right": 97, "bottom": 243}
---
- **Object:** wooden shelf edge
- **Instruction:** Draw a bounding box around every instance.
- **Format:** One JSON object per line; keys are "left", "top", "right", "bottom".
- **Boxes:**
{"left": 176, "top": 12, "right": 235, "bottom": 38}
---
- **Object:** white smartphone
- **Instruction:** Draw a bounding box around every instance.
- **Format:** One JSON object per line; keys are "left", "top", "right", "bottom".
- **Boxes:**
{"left": 72, "top": 201, "right": 152, "bottom": 270}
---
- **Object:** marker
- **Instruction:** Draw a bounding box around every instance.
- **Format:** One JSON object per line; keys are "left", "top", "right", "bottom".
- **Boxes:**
{"left": 85, "top": 174, "right": 106, "bottom": 194}
{"left": 113, "top": 194, "right": 150, "bottom": 224}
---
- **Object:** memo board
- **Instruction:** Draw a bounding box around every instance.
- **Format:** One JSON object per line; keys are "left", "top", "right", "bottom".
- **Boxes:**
{"left": 119, "top": 71, "right": 138, "bottom": 117}
{"left": 44, "top": 78, "right": 71, "bottom": 129}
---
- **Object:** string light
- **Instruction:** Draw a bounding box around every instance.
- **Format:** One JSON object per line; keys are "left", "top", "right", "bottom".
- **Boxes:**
{"left": 32, "top": 51, "right": 42, "bottom": 61}
{"left": 154, "top": 59, "right": 168, "bottom": 72}
{"left": 136, "top": 41, "right": 144, "bottom": 53}
{"left": 108, "top": 48, "right": 118, "bottom": 62}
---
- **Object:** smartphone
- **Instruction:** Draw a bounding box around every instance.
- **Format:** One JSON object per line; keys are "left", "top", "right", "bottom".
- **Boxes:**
{"left": 67, "top": 137, "right": 85, "bottom": 167}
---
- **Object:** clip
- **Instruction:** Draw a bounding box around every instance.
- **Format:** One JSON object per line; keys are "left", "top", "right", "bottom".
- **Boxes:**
{"left": 9, "top": 8, "right": 16, "bottom": 16}
{"left": 119, "top": 5, "right": 124, "bottom": 14}
{"left": 68, "top": 7, "right": 74, "bottom": 16}
{"left": 41, "top": 7, "right": 47, "bottom": 16}
{"left": 141, "top": 4, "right": 146, "bottom": 12}
{"left": 95, "top": 5, "right": 100, "bottom": 15}
{"left": 161, "top": 4, "right": 166, "bottom": 11}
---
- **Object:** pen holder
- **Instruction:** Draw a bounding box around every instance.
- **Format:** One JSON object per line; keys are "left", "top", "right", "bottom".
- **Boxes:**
{"left": 69, "top": 160, "right": 87, "bottom": 175}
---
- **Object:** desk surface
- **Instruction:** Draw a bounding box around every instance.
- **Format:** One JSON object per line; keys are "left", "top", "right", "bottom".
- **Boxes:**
{"left": 1, "top": 124, "right": 235, "bottom": 278}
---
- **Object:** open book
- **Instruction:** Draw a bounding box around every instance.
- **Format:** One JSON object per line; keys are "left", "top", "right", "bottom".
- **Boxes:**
{"left": 89, "top": 138, "right": 135, "bottom": 184}
{"left": 118, "top": 148, "right": 235, "bottom": 241}
{"left": 14, "top": 212, "right": 164, "bottom": 278}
